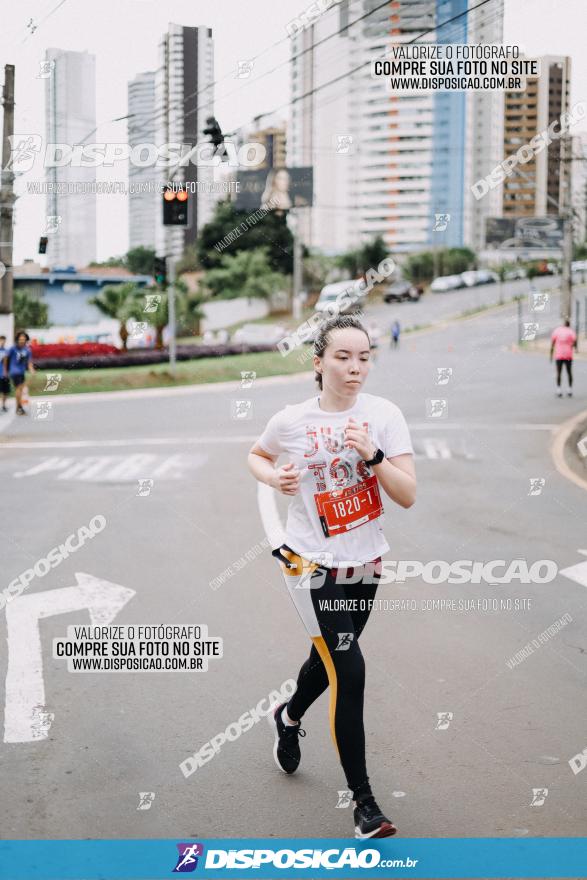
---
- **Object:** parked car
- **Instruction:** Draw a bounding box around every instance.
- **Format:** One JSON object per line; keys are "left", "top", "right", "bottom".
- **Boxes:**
{"left": 314, "top": 280, "right": 363, "bottom": 315}
{"left": 430, "top": 274, "right": 464, "bottom": 292}
{"left": 232, "top": 323, "right": 287, "bottom": 345}
{"left": 383, "top": 280, "right": 420, "bottom": 303}
{"left": 460, "top": 269, "right": 499, "bottom": 287}
{"left": 503, "top": 266, "right": 527, "bottom": 281}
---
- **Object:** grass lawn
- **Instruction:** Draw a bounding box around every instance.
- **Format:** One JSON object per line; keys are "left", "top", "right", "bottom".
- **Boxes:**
{"left": 28, "top": 348, "right": 314, "bottom": 395}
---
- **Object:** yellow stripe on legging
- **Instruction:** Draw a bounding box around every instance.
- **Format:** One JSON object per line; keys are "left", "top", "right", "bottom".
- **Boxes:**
{"left": 311, "top": 635, "right": 340, "bottom": 759}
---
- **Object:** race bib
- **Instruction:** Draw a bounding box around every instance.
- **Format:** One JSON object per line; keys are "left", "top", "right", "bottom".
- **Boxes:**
{"left": 314, "top": 474, "right": 383, "bottom": 538}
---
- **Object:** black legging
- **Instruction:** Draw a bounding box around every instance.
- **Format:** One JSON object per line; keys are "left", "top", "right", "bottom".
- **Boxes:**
{"left": 556, "top": 359, "right": 573, "bottom": 388}
{"left": 275, "top": 547, "right": 380, "bottom": 803}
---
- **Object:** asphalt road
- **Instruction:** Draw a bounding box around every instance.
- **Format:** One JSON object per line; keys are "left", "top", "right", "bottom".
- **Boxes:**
{"left": 1, "top": 292, "right": 586, "bottom": 845}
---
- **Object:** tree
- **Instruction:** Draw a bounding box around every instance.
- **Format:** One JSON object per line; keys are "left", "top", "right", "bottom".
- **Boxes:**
{"left": 441, "top": 247, "right": 476, "bottom": 275}
{"left": 201, "top": 248, "right": 288, "bottom": 301}
{"left": 359, "top": 236, "right": 389, "bottom": 273}
{"left": 176, "top": 243, "right": 201, "bottom": 275}
{"left": 177, "top": 285, "right": 207, "bottom": 337}
{"left": 403, "top": 252, "right": 435, "bottom": 284}
{"left": 13, "top": 288, "right": 50, "bottom": 328}
{"left": 88, "top": 255, "right": 126, "bottom": 269}
{"left": 126, "top": 246, "right": 157, "bottom": 275}
{"left": 335, "top": 236, "right": 390, "bottom": 279}
{"left": 196, "top": 199, "right": 294, "bottom": 274}
{"left": 89, "top": 282, "right": 143, "bottom": 350}
{"left": 303, "top": 252, "right": 339, "bottom": 293}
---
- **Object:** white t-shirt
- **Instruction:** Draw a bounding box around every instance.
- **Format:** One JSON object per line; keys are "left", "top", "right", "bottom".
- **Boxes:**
{"left": 257, "top": 392, "right": 413, "bottom": 566}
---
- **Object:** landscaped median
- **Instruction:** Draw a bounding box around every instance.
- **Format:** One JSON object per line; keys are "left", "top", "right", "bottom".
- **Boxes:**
{"left": 26, "top": 348, "right": 312, "bottom": 395}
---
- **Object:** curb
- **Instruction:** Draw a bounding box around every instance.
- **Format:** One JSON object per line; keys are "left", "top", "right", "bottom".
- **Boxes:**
{"left": 551, "top": 407, "right": 587, "bottom": 493}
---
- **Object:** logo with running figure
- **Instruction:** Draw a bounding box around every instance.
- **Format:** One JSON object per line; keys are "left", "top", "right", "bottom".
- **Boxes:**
{"left": 173, "top": 843, "right": 204, "bottom": 872}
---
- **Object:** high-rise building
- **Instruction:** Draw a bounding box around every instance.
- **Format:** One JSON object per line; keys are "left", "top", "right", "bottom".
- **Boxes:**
{"left": 128, "top": 71, "right": 157, "bottom": 251}
{"left": 501, "top": 56, "right": 571, "bottom": 219}
{"left": 44, "top": 48, "right": 96, "bottom": 268}
{"left": 248, "top": 120, "right": 287, "bottom": 170}
{"left": 155, "top": 23, "right": 215, "bottom": 261}
{"left": 572, "top": 132, "right": 587, "bottom": 246}
{"left": 289, "top": 0, "right": 505, "bottom": 255}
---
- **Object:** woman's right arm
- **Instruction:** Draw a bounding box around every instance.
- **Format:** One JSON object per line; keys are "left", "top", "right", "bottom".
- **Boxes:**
{"left": 247, "top": 443, "right": 301, "bottom": 496}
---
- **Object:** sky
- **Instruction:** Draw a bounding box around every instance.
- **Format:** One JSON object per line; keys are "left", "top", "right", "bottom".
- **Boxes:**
{"left": 0, "top": 0, "right": 586, "bottom": 265}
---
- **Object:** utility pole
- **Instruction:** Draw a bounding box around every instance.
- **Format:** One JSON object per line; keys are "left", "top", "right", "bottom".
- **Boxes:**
{"left": 292, "top": 210, "right": 303, "bottom": 320}
{"left": 560, "top": 131, "right": 574, "bottom": 322}
{"left": 167, "top": 255, "right": 177, "bottom": 375}
{"left": 0, "top": 64, "right": 16, "bottom": 335}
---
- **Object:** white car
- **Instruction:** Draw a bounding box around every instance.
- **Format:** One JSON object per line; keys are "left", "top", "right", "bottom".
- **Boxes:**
{"left": 460, "top": 270, "right": 499, "bottom": 287}
{"left": 314, "top": 280, "right": 363, "bottom": 314}
{"left": 232, "top": 323, "right": 287, "bottom": 345}
{"left": 430, "top": 274, "right": 463, "bottom": 292}
{"left": 503, "top": 267, "right": 526, "bottom": 281}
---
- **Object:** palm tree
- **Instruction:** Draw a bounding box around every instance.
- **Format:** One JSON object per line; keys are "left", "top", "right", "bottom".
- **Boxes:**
{"left": 89, "top": 282, "right": 143, "bottom": 350}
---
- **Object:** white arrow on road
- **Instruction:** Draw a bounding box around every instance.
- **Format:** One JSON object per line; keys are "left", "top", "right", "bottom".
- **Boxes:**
{"left": 559, "top": 550, "right": 587, "bottom": 588}
{"left": 4, "top": 572, "right": 135, "bottom": 744}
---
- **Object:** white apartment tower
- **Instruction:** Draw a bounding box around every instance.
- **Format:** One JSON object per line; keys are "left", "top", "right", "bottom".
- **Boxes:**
{"left": 289, "top": 0, "right": 505, "bottom": 254}
{"left": 128, "top": 71, "right": 157, "bottom": 250}
{"left": 44, "top": 48, "right": 97, "bottom": 268}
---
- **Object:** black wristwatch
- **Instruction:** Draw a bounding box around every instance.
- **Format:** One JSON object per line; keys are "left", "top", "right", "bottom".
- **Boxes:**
{"left": 363, "top": 448, "right": 385, "bottom": 467}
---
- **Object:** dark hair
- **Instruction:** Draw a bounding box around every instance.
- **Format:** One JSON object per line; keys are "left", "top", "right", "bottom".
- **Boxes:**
{"left": 565, "top": 319, "right": 571, "bottom": 327}
{"left": 15, "top": 330, "right": 29, "bottom": 343}
{"left": 313, "top": 314, "right": 371, "bottom": 390}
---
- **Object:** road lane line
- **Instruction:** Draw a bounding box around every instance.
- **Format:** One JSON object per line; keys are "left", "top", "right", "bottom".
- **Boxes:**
{"left": 0, "top": 424, "right": 556, "bottom": 450}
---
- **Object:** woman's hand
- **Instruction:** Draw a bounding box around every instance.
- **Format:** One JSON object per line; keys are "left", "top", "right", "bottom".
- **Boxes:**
{"left": 271, "top": 462, "right": 301, "bottom": 495}
{"left": 344, "top": 417, "right": 377, "bottom": 461}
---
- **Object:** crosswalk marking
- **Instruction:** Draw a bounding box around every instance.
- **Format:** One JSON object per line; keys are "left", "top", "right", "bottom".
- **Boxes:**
{"left": 421, "top": 438, "right": 452, "bottom": 459}
{"left": 13, "top": 453, "right": 204, "bottom": 482}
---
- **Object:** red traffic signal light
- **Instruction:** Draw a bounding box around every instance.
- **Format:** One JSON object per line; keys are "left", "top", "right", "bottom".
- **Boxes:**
{"left": 162, "top": 185, "right": 189, "bottom": 226}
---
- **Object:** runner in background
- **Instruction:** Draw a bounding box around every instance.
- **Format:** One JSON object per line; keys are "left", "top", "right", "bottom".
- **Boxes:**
{"left": 0, "top": 335, "right": 10, "bottom": 412}
{"left": 248, "top": 314, "right": 416, "bottom": 839}
{"left": 391, "top": 320, "right": 401, "bottom": 348}
{"left": 3, "top": 331, "right": 35, "bottom": 415}
{"left": 550, "top": 319, "right": 577, "bottom": 397}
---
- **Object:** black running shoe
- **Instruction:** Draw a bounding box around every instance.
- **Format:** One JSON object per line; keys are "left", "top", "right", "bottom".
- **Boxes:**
{"left": 272, "top": 702, "right": 306, "bottom": 774}
{"left": 354, "top": 797, "right": 397, "bottom": 839}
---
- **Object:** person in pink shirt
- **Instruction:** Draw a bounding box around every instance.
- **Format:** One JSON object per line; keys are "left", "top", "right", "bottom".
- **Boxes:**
{"left": 550, "top": 319, "right": 577, "bottom": 397}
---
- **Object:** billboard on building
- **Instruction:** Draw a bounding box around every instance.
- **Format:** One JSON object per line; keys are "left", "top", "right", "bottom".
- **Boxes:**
{"left": 236, "top": 167, "right": 313, "bottom": 212}
{"left": 485, "top": 217, "right": 564, "bottom": 250}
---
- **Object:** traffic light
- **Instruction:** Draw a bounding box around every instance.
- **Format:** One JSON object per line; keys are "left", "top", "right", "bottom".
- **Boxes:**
{"left": 39, "top": 236, "right": 48, "bottom": 254}
{"left": 203, "top": 116, "right": 224, "bottom": 151}
{"left": 153, "top": 256, "right": 167, "bottom": 286}
{"left": 162, "top": 185, "right": 189, "bottom": 226}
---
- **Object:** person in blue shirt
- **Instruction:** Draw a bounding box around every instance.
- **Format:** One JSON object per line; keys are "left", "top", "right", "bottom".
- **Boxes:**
{"left": 3, "top": 331, "right": 35, "bottom": 415}
{"left": 0, "top": 335, "right": 9, "bottom": 412}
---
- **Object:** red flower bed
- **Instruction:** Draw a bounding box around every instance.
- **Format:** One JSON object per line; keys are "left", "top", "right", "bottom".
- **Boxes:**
{"left": 30, "top": 342, "right": 120, "bottom": 358}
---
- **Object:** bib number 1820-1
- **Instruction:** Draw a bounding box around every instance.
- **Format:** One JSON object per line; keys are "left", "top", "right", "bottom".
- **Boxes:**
{"left": 314, "top": 474, "right": 383, "bottom": 538}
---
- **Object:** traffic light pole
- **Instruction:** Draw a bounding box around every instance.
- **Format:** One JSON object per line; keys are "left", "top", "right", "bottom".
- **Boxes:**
{"left": 167, "top": 255, "right": 177, "bottom": 375}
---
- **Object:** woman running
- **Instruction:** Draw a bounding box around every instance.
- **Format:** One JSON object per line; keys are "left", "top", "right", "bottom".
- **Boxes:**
{"left": 247, "top": 314, "right": 416, "bottom": 839}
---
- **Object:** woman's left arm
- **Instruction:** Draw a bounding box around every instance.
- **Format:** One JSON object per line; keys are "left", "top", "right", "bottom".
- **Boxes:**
{"left": 344, "top": 417, "right": 416, "bottom": 508}
{"left": 371, "top": 453, "right": 416, "bottom": 508}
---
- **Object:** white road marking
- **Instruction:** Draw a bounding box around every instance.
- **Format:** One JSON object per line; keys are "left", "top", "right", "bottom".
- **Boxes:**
{"left": 559, "top": 550, "right": 587, "bottom": 588}
{"left": 4, "top": 572, "right": 135, "bottom": 743}
{"left": 13, "top": 453, "right": 204, "bottom": 481}
{"left": 421, "top": 438, "right": 451, "bottom": 459}
{"left": 0, "top": 423, "right": 555, "bottom": 451}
